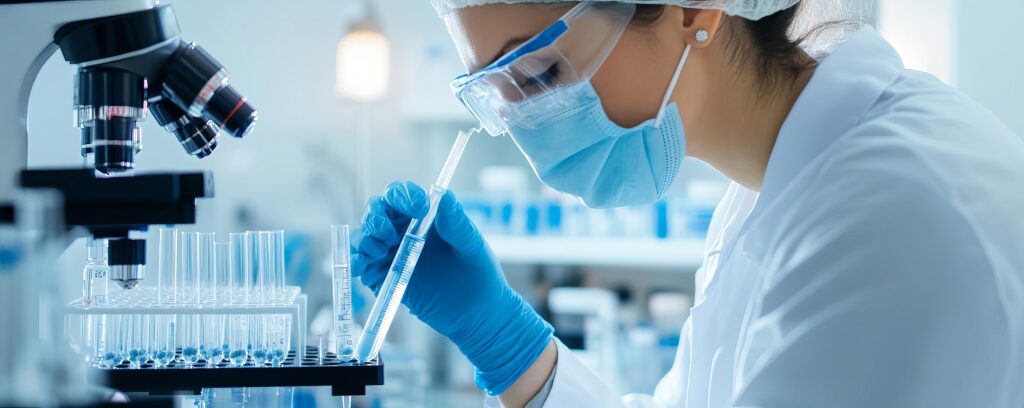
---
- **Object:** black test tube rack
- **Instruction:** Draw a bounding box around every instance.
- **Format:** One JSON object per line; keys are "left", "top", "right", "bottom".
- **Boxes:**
{"left": 90, "top": 347, "right": 383, "bottom": 396}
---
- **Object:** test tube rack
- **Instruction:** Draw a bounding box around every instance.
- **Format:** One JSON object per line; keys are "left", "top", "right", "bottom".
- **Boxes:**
{"left": 63, "top": 286, "right": 385, "bottom": 396}
{"left": 88, "top": 347, "right": 383, "bottom": 396}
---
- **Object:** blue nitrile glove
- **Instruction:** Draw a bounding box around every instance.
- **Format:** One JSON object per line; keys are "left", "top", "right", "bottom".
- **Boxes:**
{"left": 352, "top": 181, "right": 553, "bottom": 395}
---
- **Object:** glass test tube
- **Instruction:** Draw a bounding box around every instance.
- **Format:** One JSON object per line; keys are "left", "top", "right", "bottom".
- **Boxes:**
{"left": 153, "top": 314, "right": 175, "bottom": 367}
{"left": 270, "top": 231, "right": 288, "bottom": 363}
{"left": 195, "top": 233, "right": 216, "bottom": 363}
{"left": 229, "top": 313, "right": 249, "bottom": 367}
{"left": 98, "top": 315, "right": 118, "bottom": 367}
{"left": 271, "top": 230, "right": 285, "bottom": 301}
{"left": 215, "top": 241, "right": 231, "bottom": 305}
{"left": 228, "top": 233, "right": 250, "bottom": 367}
{"left": 267, "top": 315, "right": 288, "bottom": 366}
{"left": 229, "top": 232, "right": 248, "bottom": 304}
{"left": 250, "top": 314, "right": 268, "bottom": 366}
{"left": 158, "top": 228, "right": 177, "bottom": 304}
{"left": 129, "top": 314, "right": 150, "bottom": 368}
{"left": 245, "top": 232, "right": 260, "bottom": 303}
{"left": 91, "top": 314, "right": 108, "bottom": 367}
{"left": 197, "top": 232, "right": 215, "bottom": 304}
{"left": 253, "top": 230, "right": 274, "bottom": 301}
{"left": 205, "top": 314, "right": 226, "bottom": 366}
{"left": 178, "top": 232, "right": 201, "bottom": 365}
{"left": 82, "top": 238, "right": 109, "bottom": 306}
{"left": 180, "top": 232, "right": 199, "bottom": 304}
{"left": 331, "top": 225, "right": 355, "bottom": 361}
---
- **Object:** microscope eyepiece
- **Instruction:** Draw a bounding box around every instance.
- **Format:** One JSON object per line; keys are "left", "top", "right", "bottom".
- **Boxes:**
{"left": 162, "top": 43, "right": 258, "bottom": 139}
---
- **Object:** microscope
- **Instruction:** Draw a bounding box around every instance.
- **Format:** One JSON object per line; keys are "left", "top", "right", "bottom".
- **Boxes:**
{"left": 0, "top": 0, "right": 257, "bottom": 289}
{"left": 0, "top": 1, "right": 256, "bottom": 403}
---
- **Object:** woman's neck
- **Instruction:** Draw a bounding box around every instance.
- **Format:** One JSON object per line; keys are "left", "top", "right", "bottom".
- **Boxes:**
{"left": 687, "top": 63, "right": 816, "bottom": 192}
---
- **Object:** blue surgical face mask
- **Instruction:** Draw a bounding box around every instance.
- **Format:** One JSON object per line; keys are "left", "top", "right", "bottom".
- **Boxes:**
{"left": 505, "top": 46, "right": 691, "bottom": 209}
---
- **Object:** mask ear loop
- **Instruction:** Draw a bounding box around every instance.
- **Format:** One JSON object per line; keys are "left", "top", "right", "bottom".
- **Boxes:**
{"left": 653, "top": 44, "right": 692, "bottom": 128}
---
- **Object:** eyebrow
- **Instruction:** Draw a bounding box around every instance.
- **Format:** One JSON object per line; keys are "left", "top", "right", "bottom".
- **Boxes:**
{"left": 479, "top": 36, "right": 532, "bottom": 71}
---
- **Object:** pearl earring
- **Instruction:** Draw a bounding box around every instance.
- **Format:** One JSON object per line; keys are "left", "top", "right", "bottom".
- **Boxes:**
{"left": 696, "top": 29, "right": 709, "bottom": 44}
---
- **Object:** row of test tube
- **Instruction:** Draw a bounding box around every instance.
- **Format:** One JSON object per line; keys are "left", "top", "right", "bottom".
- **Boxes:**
{"left": 79, "top": 312, "right": 292, "bottom": 369}
{"left": 80, "top": 229, "right": 290, "bottom": 308}
{"left": 158, "top": 229, "right": 288, "bottom": 306}
{"left": 73, "top": 228, "right": 295, "bottom": 369}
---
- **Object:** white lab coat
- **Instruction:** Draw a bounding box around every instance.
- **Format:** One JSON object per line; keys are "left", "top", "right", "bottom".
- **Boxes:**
{"left": 537, "top": 27, "right": 1024, "bottom": 407}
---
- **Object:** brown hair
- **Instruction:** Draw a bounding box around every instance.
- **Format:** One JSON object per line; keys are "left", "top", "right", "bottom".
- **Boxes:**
{"left": 631, "top": 4, "right": 818, "bottom": 92}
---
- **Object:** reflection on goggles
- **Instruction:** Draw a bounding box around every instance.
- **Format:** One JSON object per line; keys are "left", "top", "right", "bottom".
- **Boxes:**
{"left": 450, "top": 1, "right": 636, "bottom": 136}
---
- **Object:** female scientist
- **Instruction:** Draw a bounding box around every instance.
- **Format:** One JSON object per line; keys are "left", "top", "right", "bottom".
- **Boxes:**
{"left": 352, "top": 0, "right": 1024, "bottom": 406}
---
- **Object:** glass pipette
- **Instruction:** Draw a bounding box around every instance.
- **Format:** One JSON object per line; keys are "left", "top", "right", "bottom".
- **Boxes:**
{"left": 355, "top": 127, "right": 479, "bottom": 362}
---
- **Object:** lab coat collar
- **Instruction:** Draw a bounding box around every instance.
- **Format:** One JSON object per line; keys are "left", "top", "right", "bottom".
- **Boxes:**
{"left": 742, "top": 27, "right": 905, "bottom": 260}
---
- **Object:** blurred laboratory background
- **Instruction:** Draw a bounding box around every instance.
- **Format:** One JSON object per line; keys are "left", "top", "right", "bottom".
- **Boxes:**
{"left": 26, "top": 0, "right": 1023, "bottom": 406}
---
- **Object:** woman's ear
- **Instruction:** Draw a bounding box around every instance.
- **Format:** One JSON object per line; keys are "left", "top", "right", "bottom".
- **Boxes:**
{"left": 681, "top": 8, "right": 724, "bottom": 48}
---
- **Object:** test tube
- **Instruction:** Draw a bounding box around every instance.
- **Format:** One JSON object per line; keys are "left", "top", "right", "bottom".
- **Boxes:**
{"left": 229, "top": 314, "right": 249, "bottom": 367}
{"left": 228, "top": 232, "right": 248, "bottom": 304}
{"left": 91, "top": 314, "right": 108, "bottom": 367}
{"left": 179, "top": 232, "right": 199, "bottom": 304}
{"left": 245, "top": 232, "right": 260, "bottom": 303}
{"left": 157, "top": 228, "right": 177, "bottom": 304}
{"left": 129, "top": 314, "right": 150, "bottom": 368}
{"left": 250, "top": 314, "right": 268, "bottom": 366}
{"left": 204, "top": 314, "right": 226, "bottom": 366}
{"left": 318, "top": 333, "right": 325, "bottom": 364}
{"left": 267, "top": 315, "right": 288, "bottom": 366}
{"left": 98, "top": 314, "right": 118, "bottom": 368}
{"left": 181, "top": 314, "right": 201, "bottom": 367}
{"left": 197, "top": 232, "right": 215, "bottom": 305}
{"left": 153, "top": 315, "right": 176, "bottom": 367}
{"left": 270, "top": 230, "right": 285, "bottom": 301}
{"left": 215, "top": 241, "right": 231, "bottom": 306}
{"left": 251, "top": 231, "right": 274, "bottom": 304}
{"left": 331, "top": 225, "right": 355, "bottom": 361}
{"left": 112, "top": 315, "right": 128, "bottom": 367}
{"left": 82, "top": 238, "right": 109, "bottom": 306}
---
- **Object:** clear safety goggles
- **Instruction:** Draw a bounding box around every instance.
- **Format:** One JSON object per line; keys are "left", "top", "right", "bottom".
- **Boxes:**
{"left": 449, "top": 1, "right": 636, "bottom": 136}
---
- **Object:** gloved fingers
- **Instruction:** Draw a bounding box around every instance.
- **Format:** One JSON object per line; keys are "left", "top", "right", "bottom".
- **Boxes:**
{"left": 353, "top": 218, "right": 390, "bottom": 264}
{"left": 363, "top": 196, "right": 402, "bottom": 247}
{"left": 434, "top": 190, "right": 486, "bottom": 259}
{"left": 352, "top": 253, "right": 387, "bottom": 294}
{"left": 383, "top": 181, "right": 430, "bottom": 220}
{"left": 350, "top": 224, "right": 385, "bottom": 281}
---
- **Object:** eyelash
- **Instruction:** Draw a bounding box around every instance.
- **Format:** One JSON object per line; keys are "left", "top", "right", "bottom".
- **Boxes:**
{"left": 520, "top": 63, "right": 560, "bottom": 92}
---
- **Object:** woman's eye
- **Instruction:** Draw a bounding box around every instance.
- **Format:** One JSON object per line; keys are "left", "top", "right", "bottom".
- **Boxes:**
{"left": 520, "top": 64, "right": 560, "bottom": 93}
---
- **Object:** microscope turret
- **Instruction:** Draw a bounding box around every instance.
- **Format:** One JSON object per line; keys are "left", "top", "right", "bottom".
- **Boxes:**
{"left": 58, "top": 5, "right": 258, "bottom": 173}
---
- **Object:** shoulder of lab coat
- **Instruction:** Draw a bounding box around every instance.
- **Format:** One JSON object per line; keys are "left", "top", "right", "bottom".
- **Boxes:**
{"left": 729, "top": 27, "right": 1024, "bottom": 408}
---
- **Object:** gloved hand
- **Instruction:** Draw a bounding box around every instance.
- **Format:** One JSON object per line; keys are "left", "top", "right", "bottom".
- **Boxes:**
{"left": 352, "top": 181, "right": 553, "bottom": 395}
